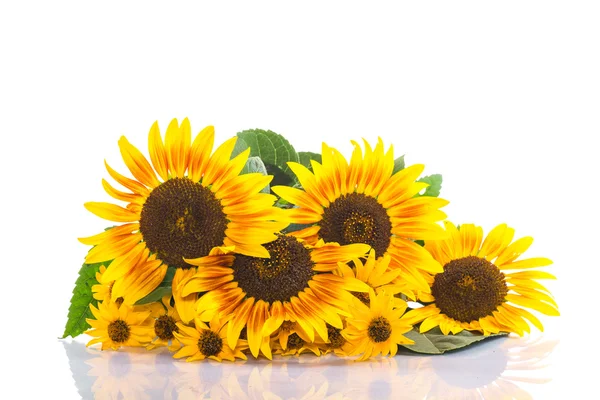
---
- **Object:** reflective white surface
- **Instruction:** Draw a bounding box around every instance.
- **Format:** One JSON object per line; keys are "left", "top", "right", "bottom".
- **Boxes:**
{"left": 62, "top": 335, "right": 558, "bottom": 399}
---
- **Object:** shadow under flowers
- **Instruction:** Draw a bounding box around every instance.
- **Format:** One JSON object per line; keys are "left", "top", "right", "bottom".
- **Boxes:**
{"left": 62, "top": 334, "right": 558, "bottom": 400}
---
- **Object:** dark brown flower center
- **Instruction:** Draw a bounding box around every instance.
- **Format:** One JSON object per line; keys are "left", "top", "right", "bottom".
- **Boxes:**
{"left": 432, "top": 256, "right": 508, "bottom": 322}
{"left": 154, "top": 315, "right": 178, "bottom": 340}
{"left": 368, "top": 316, "right": 392, "bottom": 343}
{"left": 107, "top": 319, "right": 130, "bottom": 343}
{"left": 233, "top": 235, "right": 314, "bottom": 303}
{"left": 280, "top": 321, "right": 295, "bottom": 332}
{"left": 327, "top": 325, "right": 346, "bottom": 349}
{"left": 140, "top": 177, "right": 228, "bottom": 269}
{"left": 352, "top": 291, "right": 371, "bottom": 305}
{"left": 319, "top": 193, "right": 391, "bottom": 257}
{"left": 287, "top": 333, "right": 305, "bottom": 350}
{"left": 197, "top": 330, "right": 223, "bottom": 357}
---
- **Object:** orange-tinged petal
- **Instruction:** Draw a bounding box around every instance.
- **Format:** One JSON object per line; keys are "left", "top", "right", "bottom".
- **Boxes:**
{"left": 247, "top": 300, "right": 268, "bottom": 358}
{"left": 189, "top": 125, "right": 215, "bottom": 182}
{"left": 202, "top": 137, "right": 238, "bottom": 186}
{"left": 85, "top": 234, "right": 143, "bottom": 264}
{"left": 84, "top": 202, "right": 140, "bottom": 222}
{"left": 148, "top": 121, "right": 169, "bottom": 181}
{"left": 104, "top": 160, "right": 150, "bottom": 197}
{"left": 101, "top": 179, "right": 144, "bottom": 204}
{"left": 271, "top": 185, "right": 323, "bottom": 213}
{"left": 78, "top": 223, "right": 139, "bottom": 246}
{"left": 118, "top": 136, "right": 160, "bottom": 188}
{"left": 227, "top": 298, "right": 255, "bottom": 349}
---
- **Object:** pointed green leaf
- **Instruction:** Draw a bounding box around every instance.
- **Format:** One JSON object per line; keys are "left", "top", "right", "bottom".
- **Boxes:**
{"left": 298, "top": 151, "right": 322, "bottom": 172}
{"left": 237, "top": 129, "right": 300, "bottom": 184}
{"left": 62, "top": 260, "right": 107, "bottom": 338}
{"left": 402, "top": 329, "right": 443, "bottom": 354}
{"left": 417, "top": 174, "right": 443, "bottom": 197}
{"left": 284, "top": 222, "right": 314, "bottom": 234}
{"left": 401, "top": 327, "right": 507, "bottom": 354}
{"left": 135, "top": 267, "right": 176, "bottom": 305}
{"left": 393, "top": 155, "right": 405, "bottom": 174}
{"left": 231, "top": 137, "right": 249, "bottom": 159}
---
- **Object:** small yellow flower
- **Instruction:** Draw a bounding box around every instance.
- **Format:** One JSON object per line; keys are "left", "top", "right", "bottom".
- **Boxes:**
{"left": 147, "top": 295, "right": 183, "bottom": 352}
{"left": 85, "top": 301, "right": 154, "bottom": 350}
{"left": 342, "top": 290, "right": 414, "bottom": 361}
{"left": 173, "top": 316, "right": 247, "bottom": 362}
{"left": 337, "top": 250, "right": 415, "bottom": 302}
{"left": 317, "top": 322, "right": 354, "bottom": 357}
{"left": 272, "top": 321, "right": 322, "bottom": 357}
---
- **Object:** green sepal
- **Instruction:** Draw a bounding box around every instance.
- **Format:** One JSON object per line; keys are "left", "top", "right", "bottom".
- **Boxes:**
{"left": 416, "top": 174, "right": 443, "bottom": 197}
{"left": 393, "top": 155, "right": 406, "bottom": 174}
{"left": 135, "top": 267, "right": 176, "bottom": 305}
{"left": 62, "top": 260, "right": 108, "bottom": 339}
{"left": 401, "top": 327, "right": 507, "bottom": 354}
{"left": 237, "top": 129, "right": 300, "bottom": 186}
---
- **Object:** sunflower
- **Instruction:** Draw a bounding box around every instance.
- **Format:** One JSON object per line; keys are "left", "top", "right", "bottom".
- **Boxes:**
{"left": 337, "top": 249, "right": 411, "bottom": 304}
{"left": 146, "top": 295, "right": 183, "bottom": 352}
{"left": 273, "top": 331, "right": 322, "bottom": 357}
{"left": 85, "top": 301, "right": 154, "bottom": 350}
{"left": 342, "top": 290, "right": 414, "bottom": 361}
{"left": 182, "top": 235, "right": 371, "bottom": 359}
{"left": 271, "top": 319, "right": 322, "bottom": 357}
{"left": 317, "top": 323, "right": 353, "bottom": 357}
{"left": 272, "top": 138, "right": 448, "bottom": 296}
{"left": 402, "top": 222, "right": 559, "bottom": 335}
{"left": 173, "top": 316, "right": 247, "bottom": 362}
{"left": 79, "top": 118, "right": 287, "bottom": 319}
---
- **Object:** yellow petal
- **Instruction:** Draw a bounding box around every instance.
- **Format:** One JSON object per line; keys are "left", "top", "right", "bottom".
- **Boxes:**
{"left": 84, "top": 202, "right": 140, "bottom": 222}
{"left": 118, "top": 136, "right": 160, "bottom": 188}
{"left": 188, "top": 125, "right": 215, "bottom": 182}
{"left": 147, "top": 121, "right": 169, "bottom": 181}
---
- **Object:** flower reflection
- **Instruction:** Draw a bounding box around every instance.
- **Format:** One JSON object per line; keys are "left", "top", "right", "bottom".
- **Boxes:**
{"left": 63, "top": 334, "right": 557, "bottom": 400}
{"left": 85, "top": 349, "right": 154, "bottom": 400}
{"left": 416, "top": 336, "right": 558, "bottom": 400}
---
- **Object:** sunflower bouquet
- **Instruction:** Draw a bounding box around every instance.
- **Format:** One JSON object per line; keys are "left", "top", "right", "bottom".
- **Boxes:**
{"left": 62, "top": 118, "right": 559, "bottom": 361}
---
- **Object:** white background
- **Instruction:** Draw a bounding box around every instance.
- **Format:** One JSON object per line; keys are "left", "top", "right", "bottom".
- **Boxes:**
{"left": 1, "top": 1, "right": 598, "bottom": 398}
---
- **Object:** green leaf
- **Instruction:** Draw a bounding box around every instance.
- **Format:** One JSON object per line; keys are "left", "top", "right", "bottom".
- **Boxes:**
{"left": 298, "top": 151, "right": 322, "bottom": 172}
{"left": 240, "top": 156, "right": 270, "bottom": 194}
{"left": 284, "top": 222, "right": 313, "bottom": 233}
{"left": 135, "top": 267, "right": 176, "bottom": 305}
{"left": 237, "top": 129, "right": 300, "bottom": 183}
{"left": 62, "top": 260, "right": 107, "bottom": 339}
{"left": 265, "top": 163, "right": 295, "bottom": 187}
{"left": 393, "top": 155, "right": 405, "bottom": 174}
{"left": 401, "top": 327, "right": 507, "bottom": 354}
{"left": 241, "top": 156, "right": 268, "bottom": 175}
{"left": 417, "top": 174, "right": 443, "bottom": 197}
{"left": 402, "top": 329, "right": 444, "bottom": 354}
{"left": 231, "top": 137, "right": 249, "bottom": 159}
